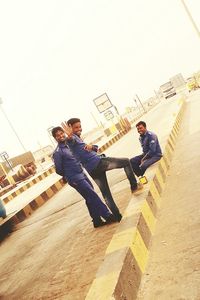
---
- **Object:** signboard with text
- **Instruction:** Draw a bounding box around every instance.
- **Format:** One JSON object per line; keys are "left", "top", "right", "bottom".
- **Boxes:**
{"left": 93, "top": 93, "right": 113, "bottom": 113}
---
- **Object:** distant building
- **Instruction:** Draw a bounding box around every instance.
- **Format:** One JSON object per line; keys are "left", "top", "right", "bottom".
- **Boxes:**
{"left": 0, "top": 151, "right": 35, "bottom": 176}
{"left": 33, "top": 145, "right": 54, "bottom": 163}
{"left": 170, "top": 73, "right": 186, "bottom": 91}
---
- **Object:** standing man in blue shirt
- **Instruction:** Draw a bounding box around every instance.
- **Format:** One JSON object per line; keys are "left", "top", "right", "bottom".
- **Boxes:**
{"left": 52, "top": 126, "right": 116, "bottom": 228}
{"left": 61, "top": 119, "right": 143, "bottom": 223}
{"left": 130, "top": 121, "right": 162, "bottom": 177}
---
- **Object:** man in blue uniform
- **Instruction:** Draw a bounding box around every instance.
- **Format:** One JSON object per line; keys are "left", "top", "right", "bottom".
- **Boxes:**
{"left": 61, "top": 119, "right": 143, "bottom": 223}
{"left": 52, "top": 126, "right": 116, "bottom": 228}
{"left": 130, "top": 121, "right": 162, "bottom": 177}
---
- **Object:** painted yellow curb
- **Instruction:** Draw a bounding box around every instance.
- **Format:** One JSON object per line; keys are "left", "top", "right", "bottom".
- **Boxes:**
{"left": 85, "top": 99, "right": 186, "bottom": 300}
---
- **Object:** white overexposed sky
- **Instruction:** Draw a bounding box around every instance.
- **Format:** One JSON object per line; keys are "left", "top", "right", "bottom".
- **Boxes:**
{"left": 0, "top": 0, "right": 200, "bottom": 157}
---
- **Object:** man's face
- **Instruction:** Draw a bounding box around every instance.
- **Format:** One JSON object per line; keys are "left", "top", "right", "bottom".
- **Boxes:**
{"left": 136, "top": 125, "right": 147, "bottom": 135}
{"left": 54, "top": 130, "right": 66, "bottom": 143}
{"left": 71, "top": 122, "right": 82, "bottom": 137}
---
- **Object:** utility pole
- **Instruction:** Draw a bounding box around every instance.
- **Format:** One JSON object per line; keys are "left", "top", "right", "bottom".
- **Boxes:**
{"left": 133, "top": 98, "right": 140, "bottom": 111}
{"left": 135, "top": 94, "right": 146, "bottom": 113}
{"left": 181, "top": 0, "right": 200, "bottom": 39}
{"left": 154, "top": 90, "right": 161, "bottom": 102}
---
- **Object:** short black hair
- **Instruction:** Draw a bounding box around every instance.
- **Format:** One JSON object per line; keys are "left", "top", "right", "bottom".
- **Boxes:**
{"left": 136, "top": 121, "right": 146, "bottom": 128}
{"left": 67, "top": 118, "right": 81, "bottom": 126}
{"left": 51, "top": 126, "right": 64, "bottom": 138}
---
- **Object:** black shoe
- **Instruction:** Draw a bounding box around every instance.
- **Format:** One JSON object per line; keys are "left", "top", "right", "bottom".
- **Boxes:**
{"left": 93, "top": 219, "right": 106, "bottom": 228}
{"left": 105, "top": 214, "right": 118, "bottom": 225}
{"left": 131, "top": 182, "right": 143, "bottom": 193}
{"left": 115, "top": 213, "right": 122, "bottom": 222}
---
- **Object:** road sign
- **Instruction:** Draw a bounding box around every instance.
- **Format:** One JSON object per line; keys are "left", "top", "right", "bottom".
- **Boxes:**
{"left": 0, "top": 151, "right": 9, "bottom": 161}
{"left": 104, "top": 110, "right": 114, "bottom": 121}
{"left": 93, "top": 93, "right": 113, "bottom": 113}
{"left": 0, "top": 151, "right": 13, "bottom": 171}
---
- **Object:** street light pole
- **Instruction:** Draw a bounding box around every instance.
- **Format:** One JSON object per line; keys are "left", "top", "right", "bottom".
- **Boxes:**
{"left": 135, "top": 94, "right": 146, "bottom": 113}
{"left": 0, "top": 98, "right": 27, "bottom": 152}
{"left": 134, "top": 98, "right": 140, "bottom": 111}
{"left": 181, "top": 0, "right": 200, "bottom": 39}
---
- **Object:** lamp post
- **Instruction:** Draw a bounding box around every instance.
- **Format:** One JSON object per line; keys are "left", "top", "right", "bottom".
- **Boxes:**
{"left": 0, "top": 151, "right": 14, "bottom": 172}
{"left": 135, "top": 94, "right": 146, "bottom": 113}
{"left": 0, "top": 151, "right": 15, "bottom": 185}
{"left": 0, "top": 98, "right": 27, "bottom": 152}
{"left": 133, "top": 98, "right": 141, "bottom": 112}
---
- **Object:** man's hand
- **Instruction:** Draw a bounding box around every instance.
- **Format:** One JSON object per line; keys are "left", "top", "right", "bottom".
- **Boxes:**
{"left": 61, "top": 121, "right": 73, "bottom": 139}
{"left": 84, "top": 144, "right": 93, "bottom": 151}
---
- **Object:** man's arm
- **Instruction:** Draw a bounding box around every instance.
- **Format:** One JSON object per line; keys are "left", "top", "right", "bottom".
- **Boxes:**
{"left": 84, "top": 144, "right": 98, "bottom": 152}
{"left": 145, "top": 134, "right": 158, "bottom": 158}
{"left": 53, "top": 151, "right": 64, "bottom": 177}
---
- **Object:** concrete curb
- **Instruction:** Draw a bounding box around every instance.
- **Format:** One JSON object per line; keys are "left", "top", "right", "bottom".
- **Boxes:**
{"left": 85, "top": 99, "right": 186, "bottom": 300}
{"left": 98, "top": 130, "right": 130, "bottom": 153}
{"left": 0, "top": 178, "right": 65, "bottom": 228}
{"left": 1, "top": 166, "right": 55, "bottom": 204}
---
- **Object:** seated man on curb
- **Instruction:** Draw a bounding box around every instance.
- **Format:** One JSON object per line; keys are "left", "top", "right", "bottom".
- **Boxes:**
{"left": 61, "top": 119, "right": 143, "bottom": 223}
{"left": 52, "top": 126, "right": 117, "bottom": 228}
{"left": 130, "top": 121, "right": 162, "bottom": 179}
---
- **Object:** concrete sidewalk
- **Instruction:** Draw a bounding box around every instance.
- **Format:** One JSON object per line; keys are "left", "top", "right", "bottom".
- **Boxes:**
{"left": 137, "top": 91, "right": 200, "bottom": 299}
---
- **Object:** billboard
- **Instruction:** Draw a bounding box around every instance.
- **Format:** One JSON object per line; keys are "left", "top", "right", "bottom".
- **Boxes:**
{"left": 93, "top": 93, "right": 113, "bottom": 113}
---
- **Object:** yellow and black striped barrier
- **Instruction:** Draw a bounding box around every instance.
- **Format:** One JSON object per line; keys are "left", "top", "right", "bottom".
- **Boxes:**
{"left": 86, "top": 99, "right": 185, "bottom": 300}
{"left": 2, "top": 166, "right": 55, "bottom": 204}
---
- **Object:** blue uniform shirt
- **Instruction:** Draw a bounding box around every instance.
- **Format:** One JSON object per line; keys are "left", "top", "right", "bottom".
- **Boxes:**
{"left": 53, "top": 142, "right": 86, "bottom": 184}
{"left": 67, "top": 135, "right": 101, "bottom": 173}
{"left": 139, "top": 130, "right": 162, "bottom": 158}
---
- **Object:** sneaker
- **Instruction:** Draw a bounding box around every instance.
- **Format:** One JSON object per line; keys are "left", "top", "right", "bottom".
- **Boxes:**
{"left": 93, "top": 219, "right": 106, "bottom": 228}
{"left": 105, "top": 214, "right": 118, "bottom": 225}
{"left": 131, "top": 182, "right": 143, "bottom": 193}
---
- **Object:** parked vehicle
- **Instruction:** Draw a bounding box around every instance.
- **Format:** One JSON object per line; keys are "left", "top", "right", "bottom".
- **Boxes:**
{"left": 186, "top": 77, "right": 199, "bottom": 92}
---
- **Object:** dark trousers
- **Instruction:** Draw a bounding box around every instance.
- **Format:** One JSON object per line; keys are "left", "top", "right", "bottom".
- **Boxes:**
{"left": 130, "top": 154, "right": 162, "bottom": 177}
{"left": 69, "top": 176, "right": 111, "bottom": 222}
{"left": 89, "top": 157, "right": 137, "bottom": 218}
